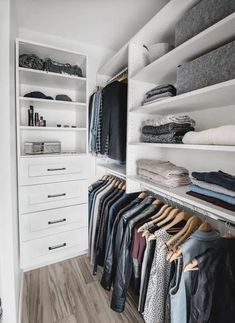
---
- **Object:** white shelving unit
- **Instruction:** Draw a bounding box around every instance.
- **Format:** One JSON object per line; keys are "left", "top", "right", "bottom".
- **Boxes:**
{"left": 97, "top": 163, "right": 126, "bottom": 178}
{"left": 16, "top": 39, "right": 94, "bottom": 270}
{"left": 97, "top": 0, "right": 235, "bottom": 224}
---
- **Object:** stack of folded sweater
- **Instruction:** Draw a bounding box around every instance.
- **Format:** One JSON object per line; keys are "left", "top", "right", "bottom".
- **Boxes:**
{"left": 137, "top": 159, "right": 191, "bottom": 188}
{"left": 141, "top": 115, "right": 195, "bottom": 144}
{"left": 142, "top": 84, "right": 176, "bottom": 105}
{"left": 183, "top": 125, "right": 235, "bottom": 145}
{"left": 187, "top": 170, "right": 235, "bottom": 211}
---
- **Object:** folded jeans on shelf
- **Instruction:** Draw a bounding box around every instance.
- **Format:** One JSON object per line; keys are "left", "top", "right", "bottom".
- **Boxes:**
{"left": 186, "top": 191, "right": 235, "bottom": 212}
{"left": 137, "top": 168, "right": 191, "bottom": 188}
{"left": 192, "top": 170, "right": 235, "bottom": 192}
{"left": 142, "top": 92, "right": 175, "bottom": 105}
{"left": 182, "top": 125, "right": 235, "bottom": 145}
{"left": 190, "top": 184, "right": 235, "bottom": 206}
{"left": 191, "top": 178, "right": 235, "bottom": 198}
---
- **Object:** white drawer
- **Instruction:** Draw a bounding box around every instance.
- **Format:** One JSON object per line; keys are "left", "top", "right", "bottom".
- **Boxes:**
{"left": 20, "top": 227, "right": 88, "bottom": 270}
{"left": 19, "top": 155, "right": 94, "bottom": 185}
{"left": 20, "top": 204, "right": 88, "bottom": 241}
{"left": 19, "top": 180, "right": 88, "bottom": 213}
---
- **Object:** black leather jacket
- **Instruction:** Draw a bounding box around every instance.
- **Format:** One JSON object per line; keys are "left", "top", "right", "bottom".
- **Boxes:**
{"left": 100, "top": 196, "right": 149, "bottom": 291}
{"left": 111, "top": 202, "right": 163, "bottom": 312}
{"left": 189, "top": 238, "right": 235, "bottom": 323}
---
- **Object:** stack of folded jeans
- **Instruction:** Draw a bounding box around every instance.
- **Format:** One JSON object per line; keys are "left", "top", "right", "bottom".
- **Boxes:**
{"left": 141, "top": 115, "right": 195, "bottom": 144}
{"left": 142, "top": 84, "right": 176, "bottom": 105}
{"left": 137, "top": 159, "right": 191, "bottom": 188}
{"left": 187, "top": 170, "right": 235, "bottom": 211}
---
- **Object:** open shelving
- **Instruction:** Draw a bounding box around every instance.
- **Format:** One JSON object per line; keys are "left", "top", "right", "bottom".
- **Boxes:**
{"left": 128, "top": 176, "right": 235, "bottom": 223}
{"left": 97, "top": 163, "right": 126, "bottom": 178}
{"left": 131, "top": 80, "right": 235, "bottom": 115}
{"left": 129, "top": 142, "right": 235, "bottom": 153}
{"left": 132, "top": 13, "right": 235, "bottom": 84}
{"left": 16, "top": 39, "right": 88, "bottom": 157}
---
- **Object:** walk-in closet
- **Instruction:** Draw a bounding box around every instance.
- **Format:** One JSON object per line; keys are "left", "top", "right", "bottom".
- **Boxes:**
{"left": 0, "top": 0, "right": 235, "bottom": 322}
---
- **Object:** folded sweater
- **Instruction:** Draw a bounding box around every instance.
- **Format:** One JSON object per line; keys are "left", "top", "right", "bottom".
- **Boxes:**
{"left": 141, "top": 133, "right": 184, "bottom": 144}
{"left": 137, "top": 159, "right": 189, "bottom": 179}
{"left": 143, "top": 115, "right": 196, "bottom": 127}
{"left": 191, "top": 178, "right": 235, "bottom": 198}
{"left": 138, "top": 168, "right": 191, "bottom": 188}
{"left": 182, "top": 125, "right": 235, "bottom": 145}
{"left": 142, "top": 123, "right": 194, "bottom": 135}
{"left": 192, "top": 170, "right": 235, "bottom": 192}
{"left": 144, "top": 84, "right": 176, "bottom": 98}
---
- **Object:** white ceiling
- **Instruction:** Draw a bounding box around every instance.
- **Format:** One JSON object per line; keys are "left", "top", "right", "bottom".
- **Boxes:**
{"left": 17, "top": 0, "right": 168, "bottom": 50}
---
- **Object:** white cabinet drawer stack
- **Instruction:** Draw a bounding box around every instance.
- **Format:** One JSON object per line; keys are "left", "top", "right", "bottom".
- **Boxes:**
{"left": 19, "top": 156, "right": 91, "bottom": 270}
{"left": 16, "top": 39, "right": 93, "bottom": 270}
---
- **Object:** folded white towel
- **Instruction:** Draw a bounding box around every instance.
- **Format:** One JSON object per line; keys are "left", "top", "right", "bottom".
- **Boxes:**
{"left": 183, "top": 125, "right": 235, "bottom": 145}
{"left": 137, "top": 159, "right": 189, "bottom": 179}
{"left": 191, "top": 178, "right": 235, "bottom": 197}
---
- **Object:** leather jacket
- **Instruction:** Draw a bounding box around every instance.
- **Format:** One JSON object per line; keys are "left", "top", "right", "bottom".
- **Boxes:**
{"left": 111, "top": 202, "right": 163, "bottom": 312}
{"left": 189, "top": 238, "right": 235, "bottom": 323}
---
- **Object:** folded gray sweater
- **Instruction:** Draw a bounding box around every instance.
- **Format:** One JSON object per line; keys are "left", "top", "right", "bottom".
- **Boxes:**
{"left": 143, "top": 115, "right": 196, "bottom": 127}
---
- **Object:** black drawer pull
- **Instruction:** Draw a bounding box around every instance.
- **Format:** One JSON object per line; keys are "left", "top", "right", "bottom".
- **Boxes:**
{"left": 48, "top": 243, "right": 67, "bottom": 251}
{"left": 48, "top": 193, "right": 66, "bottom": 198}
{"left": 48, "top": 218, "right": 66, "bottom": 225}
{"left": 47, "top": 167, "right": 66, "bottom": 171}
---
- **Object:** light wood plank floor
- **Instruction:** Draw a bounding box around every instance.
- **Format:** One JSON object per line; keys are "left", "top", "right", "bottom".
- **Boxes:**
{"left": 22, "top": 255, "right": 144, "bottom": 323}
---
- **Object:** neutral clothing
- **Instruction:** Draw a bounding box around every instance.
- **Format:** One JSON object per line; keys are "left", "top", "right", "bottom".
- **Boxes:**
{"left": 192, "top": 170, "right": 235, "bottom": 192}
{"left": 190, "top": 184, "right": 235, "bottom": 206}
{"left": 183, "top": 125, "right": 235, "bottom": 145}
{"left": 170, "top": 230, "right": 219, "bottom": 323}
{"left": 142, "top": 123, "right": 194, "bottom": 135}
{"left": 187, "top": 190, "right": 235, "bottom": 211}
{"left": 189, "top": 238, "right": 235, "bottom": 323}
{"left": 138, "top": 239, "right": 156, "bottom": 313}
{"left": 143, "top": 115, "right": 196, "bottom": 127}
{"left": 191, "top": 177, "right": 235, "bottom": 197}
{"left": 142, "top": 132, "right": 186, "bottom": 144}
{"left": 143, "top": 91, "right": 175, "bottom": 104}
{"left": 143, "top": 229, "right": 174, "bottom": 323}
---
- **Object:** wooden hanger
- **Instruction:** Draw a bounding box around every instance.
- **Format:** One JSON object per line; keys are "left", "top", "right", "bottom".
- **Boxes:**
{"left": 152, "top": 199, "right": 163, "bottom": 205}
{"left": 118, "top": 181, "right": 124, "bottom": 189}
{"left": 169, "top": 217, "right": 202, "bottom": 262}
{"left": 184, "top": 259, "right": 199, "bottom": 272}
{"left": 198, "top": 219, "right": 213, "bottom": 232}
{"left": 163, "top": 211, "right": 190, "bottom": 233}
{"left": 138, "top": 192, "right": 148, "bottom": 199}
{"left": 162, "top": 216, "right": 200, "bottom": 254}
{"left": 102, "top": 175, "right": 108, "bottom": 180}
{"left": 156, "top": 208, "right": 181, "bottom": 228}
{"left": 121, "top": 184, "right": 126, "bottom": 190}
{"left": 151, "top": 204, "right": 170, "bottom": 220}
{"left": 151, "top": 206, "right": 174, "bottom": 224}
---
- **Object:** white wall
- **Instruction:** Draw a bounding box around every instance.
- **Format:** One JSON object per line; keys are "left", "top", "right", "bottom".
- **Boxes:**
{"left": 0, "top": 0, "right": 21, "bottom": 322}
{"left": 18, "top": 27, "right": 116, "bottom": 96}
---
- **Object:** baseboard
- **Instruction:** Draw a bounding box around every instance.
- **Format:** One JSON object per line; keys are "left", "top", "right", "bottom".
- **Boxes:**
{"left": 18, "top": 271, "right": 24, "bottom": 323}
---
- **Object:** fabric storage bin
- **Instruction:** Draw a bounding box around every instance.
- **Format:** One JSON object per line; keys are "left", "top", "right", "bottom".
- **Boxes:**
{"left": 177, "top": 40, "right": 235, "bottom": 94}
{"left": 175, "top": 0, "right": 235, "bottom": 47}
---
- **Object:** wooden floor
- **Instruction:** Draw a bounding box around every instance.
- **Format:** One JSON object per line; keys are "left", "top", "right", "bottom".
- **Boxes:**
{"left": 22, "top": 255, "right": 144, "bottom": 323}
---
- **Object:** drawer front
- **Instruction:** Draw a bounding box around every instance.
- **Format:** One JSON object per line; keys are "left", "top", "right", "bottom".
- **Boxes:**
{"left": 19, "top": 155, "right": 94, "bottom": 185}
{"left": 19, "top": 180, "right": 88, "bottom": 213}
{"left": 21, "top": 227, "right": 88, "bottom": 270}
{"left": 20, "top": 204, "right": 88, "bottom": 241}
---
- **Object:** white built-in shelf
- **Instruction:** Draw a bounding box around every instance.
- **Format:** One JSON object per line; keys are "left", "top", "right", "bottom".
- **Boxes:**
{"left": 129, "top": 175, "right": 235, "bottom": 223}
{"left": 19, "top": 96, "right": 86, "bottom": 109}
{"left": 20, "top": 152, "right": 87, "bottom": 158}
{"left": 18, "top": 67, "right": 87, "bottom": 90}
{"left": 132, "top": 13, "right": 235, "bottom": 84}
{"left": 20, "top": 126, "right": 87, "bottom": 132}
{"left": 131, "top": 80, "right": 235, "bottom": 115}
{"left": 130, "top": 142, "right": 235, "bottom": 153}
{"left": 97, "top": 163, "right": 126, "bottom": 178}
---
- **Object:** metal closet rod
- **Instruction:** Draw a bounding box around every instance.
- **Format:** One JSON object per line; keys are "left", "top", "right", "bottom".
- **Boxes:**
{"left": 139, "top": 183, "right": 235, "bottom": 227}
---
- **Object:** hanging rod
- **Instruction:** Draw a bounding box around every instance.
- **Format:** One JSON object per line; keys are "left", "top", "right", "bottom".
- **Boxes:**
{"left": 138, "top": 182, "right": 235, "bottom": 225}
{"left": 107, "top": 67, "right": 128, "bottom": 84}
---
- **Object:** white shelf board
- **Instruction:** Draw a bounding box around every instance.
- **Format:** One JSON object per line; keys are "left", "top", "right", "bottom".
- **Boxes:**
{"left": 129, "top": 175, "right": 235, "bottom": 223}
{"left": 131, "top": 80, "right": 235, "bottom": 115}
{"left": 97, "top": 163, "right": 126, "bottom": 178}
{"left": 20, "top": 126, "right": 87, "bottom": 132}
{"left": 132, "top": 13, "right": 235, "bottom": 84}
{"left": 20, "top": 152, "right": 87, "bottom": 159}
{"left": 19, "top": 96, "right": 86, "bottom": 109}
{"left": 19, "top": 67, "right": 86, "bottom": 90}
{"left": 130, "top": 142, "right": 235, "bottom": 152}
